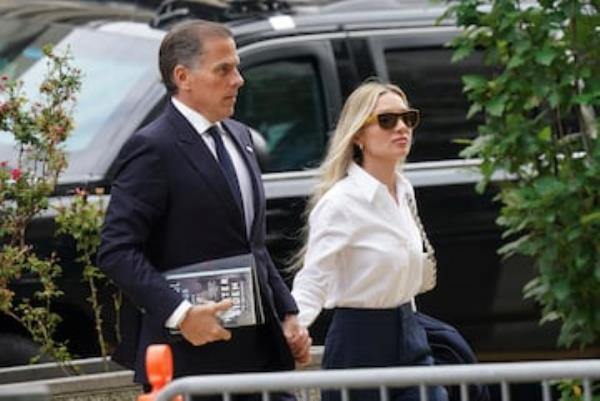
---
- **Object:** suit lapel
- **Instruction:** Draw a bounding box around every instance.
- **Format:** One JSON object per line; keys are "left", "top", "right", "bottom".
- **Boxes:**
{"left": 166, "top": 102, "right": 243, "bottom": 222}
{"left": 222, "top": 119, "right": 263, "bottom": 239}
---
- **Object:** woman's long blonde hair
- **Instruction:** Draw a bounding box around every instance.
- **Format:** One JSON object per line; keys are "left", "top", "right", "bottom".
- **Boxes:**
{"left": 290, "top": 80, "right": 408, "bottom": 271}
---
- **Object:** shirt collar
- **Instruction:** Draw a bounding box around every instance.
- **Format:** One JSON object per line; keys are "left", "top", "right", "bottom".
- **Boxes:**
{"left": 171, "top": 97, "right": 214, "bottom": 135}
{"left": 347, "top": 162, "right": 407, "bottom": 204}
{"left": 347, "top": 162, "right": 382, "bottom": 204}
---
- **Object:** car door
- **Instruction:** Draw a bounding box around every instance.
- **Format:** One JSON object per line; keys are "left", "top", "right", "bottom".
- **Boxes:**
{"left": 234, "top": 38, "right": 342, "bottom": 282}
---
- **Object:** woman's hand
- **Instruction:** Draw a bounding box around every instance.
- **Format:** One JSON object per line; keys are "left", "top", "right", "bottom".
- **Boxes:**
{"left": 282, "top": 314, "right": 312, "bottom": 366}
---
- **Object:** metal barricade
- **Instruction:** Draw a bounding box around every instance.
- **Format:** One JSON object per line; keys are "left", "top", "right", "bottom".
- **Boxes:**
{"left": 154, "top": 359, "right": 600, "bottom": 401}
{"left": 0, "top": 383, "right": 49, "bottom": 401}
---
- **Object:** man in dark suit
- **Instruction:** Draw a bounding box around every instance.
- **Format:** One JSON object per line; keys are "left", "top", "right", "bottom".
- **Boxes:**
{"left": 97, "top": 20, "right": 311, "bottom": 397}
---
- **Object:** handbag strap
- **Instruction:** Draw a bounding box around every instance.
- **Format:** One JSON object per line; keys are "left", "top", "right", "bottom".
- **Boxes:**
{"left": 404, "top": 192, "right": 437, "bottom": 264}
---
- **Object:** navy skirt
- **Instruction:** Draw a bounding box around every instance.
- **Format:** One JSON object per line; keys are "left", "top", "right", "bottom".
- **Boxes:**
{"left": 322, "top": 304, "right": 448, "bottom": 401}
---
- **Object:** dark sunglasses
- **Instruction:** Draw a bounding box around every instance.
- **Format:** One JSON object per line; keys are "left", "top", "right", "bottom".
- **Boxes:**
{"left": 364, "top": 109, "right": 420, "bottom": 130}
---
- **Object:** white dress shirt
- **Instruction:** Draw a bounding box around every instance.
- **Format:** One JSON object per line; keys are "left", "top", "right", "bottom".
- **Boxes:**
{"left": 292, "top": 162, "right": 425, "bottom": 328}
{"left": 165, "top": 97, "right": 256, "bottom": 329}
{"left": 171, "top": 97, "right": 255, "bottom": 234}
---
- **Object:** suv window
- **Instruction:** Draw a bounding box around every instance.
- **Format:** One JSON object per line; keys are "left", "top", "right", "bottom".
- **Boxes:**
{"left": 1, "top": 28, "right": 159, "bottom": 152}
{"left": 0, "top": 23, "right": 161, "bottom": 181}
{"left": 384, "top": 48, "right": 487, "bottom": 162}
{"left": 236, "top": 58, "right": 327, "bottom": 173}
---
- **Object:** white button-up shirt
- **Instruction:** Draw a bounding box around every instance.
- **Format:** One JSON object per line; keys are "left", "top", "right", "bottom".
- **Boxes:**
{"left": 292, "top": 162, "right": 425, "bottom": 327}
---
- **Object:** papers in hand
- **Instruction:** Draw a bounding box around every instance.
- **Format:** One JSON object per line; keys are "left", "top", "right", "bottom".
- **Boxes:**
{"left": 164, "top": 253, "right": 264, "bottom": 329}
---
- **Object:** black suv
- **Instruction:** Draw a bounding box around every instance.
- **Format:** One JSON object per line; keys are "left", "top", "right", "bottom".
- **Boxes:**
{"left": 0, "top": 0, "right": 575, "bottom": 366}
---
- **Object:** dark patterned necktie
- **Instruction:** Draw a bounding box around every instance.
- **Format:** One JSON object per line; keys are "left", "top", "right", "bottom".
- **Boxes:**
{"left": 207, "top": 125, "right": 244, "bottom": 215}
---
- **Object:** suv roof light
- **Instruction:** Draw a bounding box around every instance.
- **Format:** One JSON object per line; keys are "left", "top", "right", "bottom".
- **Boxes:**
{"left": 150, "top": 0, "right": 292, "bottom": 28}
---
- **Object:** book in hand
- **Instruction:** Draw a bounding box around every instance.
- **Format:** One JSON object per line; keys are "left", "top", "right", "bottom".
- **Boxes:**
{"left": 164, "top": 253, "right": 264, "bottom": 331}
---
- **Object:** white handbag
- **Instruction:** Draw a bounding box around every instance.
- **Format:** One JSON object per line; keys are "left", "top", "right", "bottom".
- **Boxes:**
{"left": 405, "top": 193, "right": 437, "bottom": 294}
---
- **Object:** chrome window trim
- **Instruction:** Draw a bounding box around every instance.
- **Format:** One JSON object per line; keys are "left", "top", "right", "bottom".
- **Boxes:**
{"left": 262, "top": 159, "right": 510, "bottom": 199}
{"left": 238, "top": 32, "right": 347, "bottom": 55}
{"left": 44, "top": 161, "right": 509, "bottom": 213}
{"left": 238, "top": 26, "right": 459, "bottom": 55}
{"left": 346, "top": 26, "right": 459, "bottom": 38}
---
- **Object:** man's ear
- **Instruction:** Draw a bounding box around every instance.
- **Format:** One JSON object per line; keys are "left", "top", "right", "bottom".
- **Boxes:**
{"left": 172, "top": 64, "right": 189, "bottom": 92}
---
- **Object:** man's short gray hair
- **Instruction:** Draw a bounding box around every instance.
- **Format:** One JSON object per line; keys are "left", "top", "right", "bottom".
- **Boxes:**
{"left": 159, "top": 20, "right": 233, "bottom": 95}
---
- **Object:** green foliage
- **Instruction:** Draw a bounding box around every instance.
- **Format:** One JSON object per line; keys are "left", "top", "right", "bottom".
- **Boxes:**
{"left": 1, "top": 45, "right": 116, "bottom": 371}
{"left": 55, "top": 188, "right": 114, "bottom": 367}
{"left": 555, "top": 379, "right": 600, "bottom": 401}
{"left": 447, "top": 0, "right": 600, "bottom": 349}
{"left": 15, "top": 253, "right": 69, "bottom": 364}
{"left": 0, "top": 46, "right": 81, "bottom": 365}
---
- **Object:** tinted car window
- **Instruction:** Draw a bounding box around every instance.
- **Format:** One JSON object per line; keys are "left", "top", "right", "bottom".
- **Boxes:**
{"left": 236, "top": 58, "right": 327, "bottom": 173}
{"left": 385, "top": 48, "right": 487, "bottom": 162}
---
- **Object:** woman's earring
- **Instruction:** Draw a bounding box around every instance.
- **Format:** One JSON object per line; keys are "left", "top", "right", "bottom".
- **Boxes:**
{"left": 358, "top": 143, "right": 364, "bottom": 151}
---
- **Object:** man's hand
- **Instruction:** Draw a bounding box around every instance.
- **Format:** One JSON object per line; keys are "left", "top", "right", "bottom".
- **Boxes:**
{"left": 282, "top": 314, "right": 312, "bottom": 366}
{"left": 179, "top": 299, "right": 233, "bottom": 346}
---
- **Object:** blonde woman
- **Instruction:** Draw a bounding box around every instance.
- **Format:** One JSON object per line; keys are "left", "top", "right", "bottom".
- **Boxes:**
{"left": 292, "top": 81, "right": 447, "bottom": 401}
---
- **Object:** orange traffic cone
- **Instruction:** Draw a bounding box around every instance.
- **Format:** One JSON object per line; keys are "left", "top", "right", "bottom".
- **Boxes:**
{"left": 137, "top": 344, "right": 182, "bottom": 401}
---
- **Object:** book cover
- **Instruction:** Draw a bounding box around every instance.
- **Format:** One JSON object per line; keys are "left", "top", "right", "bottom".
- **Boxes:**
{"left": 164, "top": 253, "right": 264, "bottom": 329}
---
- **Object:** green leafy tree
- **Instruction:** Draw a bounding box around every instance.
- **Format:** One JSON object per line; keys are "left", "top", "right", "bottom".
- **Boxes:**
{"left": 0, "top": 46, "right": 81, "bottom": 364}
{"left": 445, "top": 0, "right": 599, "bottom": 353}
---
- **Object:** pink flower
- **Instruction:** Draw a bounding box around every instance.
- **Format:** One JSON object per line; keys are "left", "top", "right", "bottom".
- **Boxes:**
{"left": 11, "top": 168, "right": 21, "bottom": 180}
{"left": 0, "top": 161, "right": 7, "bottom": 168}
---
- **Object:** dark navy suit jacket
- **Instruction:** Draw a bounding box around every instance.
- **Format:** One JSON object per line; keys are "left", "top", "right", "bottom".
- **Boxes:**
{"left": 98, "top": 101, "right": 297, "bottom": 383}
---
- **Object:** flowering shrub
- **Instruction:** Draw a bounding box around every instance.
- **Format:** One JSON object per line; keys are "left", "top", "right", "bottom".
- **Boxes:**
{"left": 0, "top": 45, "right": 81, "bottom": 364}
{"left": 55, "top": 187, "right": 115, "bottom": 368}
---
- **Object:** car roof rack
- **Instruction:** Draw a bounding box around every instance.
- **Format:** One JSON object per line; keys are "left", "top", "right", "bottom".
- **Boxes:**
{"left": 319, "top": 0, "right": 435, "bottom": 13}
{"left": 150, "top": 0, "right": 292, "bottom": 28}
